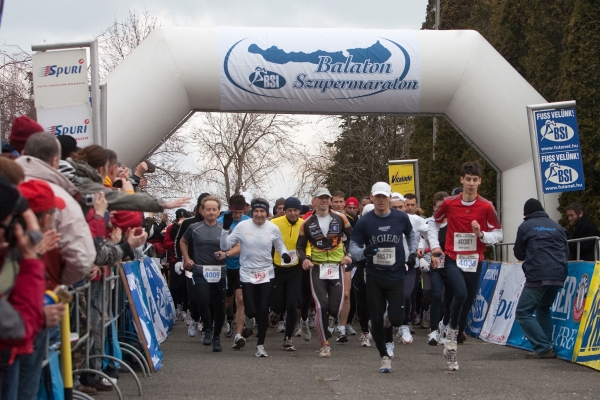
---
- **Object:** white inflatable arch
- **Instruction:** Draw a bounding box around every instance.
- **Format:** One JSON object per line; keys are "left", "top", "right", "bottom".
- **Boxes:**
{"left": 104, "top": 27, "right": 559, "bottom": 244}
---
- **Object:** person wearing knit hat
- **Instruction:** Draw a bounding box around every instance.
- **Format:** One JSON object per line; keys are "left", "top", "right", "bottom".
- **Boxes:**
{"left": 345, "top": 197, "right": 359, "bottom": 216}
{"left": 9, "top": 116, "right": 44, "bottom": 154}
{"left": 217, "top": 193, "right": 251, "bottom": 346}
{"left": 514, "top": 198, "right": 568, "bottom": 359}
{"left": 220, "top": 196, "right": 291, "bottom": 357}
{"left": 56, "top": 135, "right": 80, "bottom": 160}
{"left": 273, "top": 197, "right": 286, "bottom": 218}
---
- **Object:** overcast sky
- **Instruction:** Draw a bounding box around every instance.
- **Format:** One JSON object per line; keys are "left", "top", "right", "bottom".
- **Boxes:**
{"left": 1, "top": 0, "right": 428, "bottom": 49}
{"left": 1, "top": 0, "right": 429, "bottom": 202}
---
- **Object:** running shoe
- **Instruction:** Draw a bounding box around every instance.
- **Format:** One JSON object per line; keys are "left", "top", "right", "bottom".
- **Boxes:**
{"left": 422, "top": 310, "right": 431, "bottom": 329}
{"left": 361, "top": 332, "right": 371, "bottom": 347}
{"left": 336, "top": 325, "right": 348, "bottom": 343}
{"left": 224, "top": 320, "right": 234, "bottom": 338}
{"left": 283, "top": 337, "right": 297, "bottom": 351}
{"left": 309, "top": 311, "right": 316, "bottom": 329}
{"left": 407, "top": 322, "right": 416, "bottom": 334}
{"left": 202, "top": 328, "right": 213, "bottom": 346}
{"left": 386, "top": 342, "right": 395, "bottom": 358}
{"left": 255, "top": 345, "right": 268, "bottom": 357}
{"left": 277, "top": 320, "right": 286, "bottom": 333}
{"left": 212, "top": 336, "right": 222, "bottom": 352}
{"left": 444, "top": 328, "right": 459, "bottom": 371}
{"left": 328, "top": 317, "right": 335, "bottom": 335}
{"left": 294, "top": 324, "right": 302, "bottom": 337}
{"left": 414, "top": 314, "right": 422, "bottom": 326}
{"left": 438, "top": 321, "right": 448, "bottom": 345}
{"left": 346, "top": 324, "right": 357, "bottom": 336}
{"left": 269, "top": 312, "right": 280, "bottom": 328}
{"left": 176, "top": 304, "right": 182, "bottom": 319}
{"left": 232, "top": 334, "right": 246, "bottom": 350}
{"left": 379, "top": 356, "right": 392, "bottom": 373}
{"left": 319, "top": 345, "right": 331, "bottom": 358}
{"left": 300, "top": 319, "right": 311, "bottom": 341}
{"left": 399, "top": 325, "right": 413, "bottom": 344}
{"left": 184, "top": 311, "right": 192, "bottom": 326}
{"left": 242, "top": 327, "right": 253, "bottom": 339}
{"left": 187, "top": 321, "right": 199, "bottom": 338}
{"left": 428, "top": 330, "right": 439, "bottom": 346}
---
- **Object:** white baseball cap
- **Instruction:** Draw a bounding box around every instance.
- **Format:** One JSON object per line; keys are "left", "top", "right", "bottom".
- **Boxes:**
{"left": 240, "top": 191, "right": 253, "bottom": 205}
{"left": 391, "top": 192, "right": 405, "bottom": 202}
{"left": 371, "top": 182, "right": 392, "bottom": 197}
{"left": 362, "top": 203, "right": 375, "bottom": 216}
{"left": 313, "top": 187, "right": 332, "bottom": 198}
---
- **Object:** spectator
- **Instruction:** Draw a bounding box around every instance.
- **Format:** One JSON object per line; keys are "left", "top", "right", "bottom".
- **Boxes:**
{"left": 566, "top": 202, "right": 600, "bottom": 261}
{"left": 16, "top": 132, "right": 95, "bottom": 287}
{"left": 8, "top": 116, "right": 44, "bottom": 155}
{"left": 514, "top": 198, "right": 568, "bottom": 358}
{"left": 0, "top": 158, "right": 25, "bottom": 185}
{"left": 0, "top": 178, "right": 48, "bottom": 399}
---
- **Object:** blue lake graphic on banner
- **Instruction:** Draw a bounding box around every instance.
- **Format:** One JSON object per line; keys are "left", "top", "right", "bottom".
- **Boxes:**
{"left": 467, "top": 261, "right": 501, "bottom": 337}
{"left": 506, "top": 262, "right": 594, "bottom": 361}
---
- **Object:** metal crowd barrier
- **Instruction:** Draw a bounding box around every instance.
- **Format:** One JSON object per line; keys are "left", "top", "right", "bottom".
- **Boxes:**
{"left": 40, "top": 260, "right": 151, "bottom": 400}
{"left": 490, "top": 236, "right": 600, "bottom": 262}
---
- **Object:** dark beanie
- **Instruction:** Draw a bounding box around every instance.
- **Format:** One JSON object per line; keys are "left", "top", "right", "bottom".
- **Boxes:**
{"left": 251, "top": 197, "right": 269, "bottom": 215}
{"left": 56, "top": 135, "right": 80, "bottom": 160}
{"left": 523, "top": 198, "right": 544, "bottom": 216}
{"left": 9, "top": 116, "right": 44, "bottom": 154}
{"left": 284, "top": 196, "right": 302, "bottom": 211}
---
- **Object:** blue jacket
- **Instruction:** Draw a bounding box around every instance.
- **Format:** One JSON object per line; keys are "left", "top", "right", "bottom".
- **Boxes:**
{"left": 513, "top": 211, "right": 568, "bottom": 283}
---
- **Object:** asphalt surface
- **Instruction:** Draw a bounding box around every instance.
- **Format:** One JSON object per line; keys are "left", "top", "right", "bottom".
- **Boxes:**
{"left": 99, "top": 321, "right": 600, "bottom": 400}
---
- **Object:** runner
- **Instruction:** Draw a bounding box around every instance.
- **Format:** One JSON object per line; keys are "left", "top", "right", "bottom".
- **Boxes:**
{"left": 220, "top": 198, "right": 291, "bottom": 357}
{"left": 216, "top": 194, "right": 251, "bottom": 350}
{"left": 349, "top": 182, "right": 415, "bottom": 373}
{"left": 271, "top": 197, "right": 306, "bottom": 351}
{"left": 180, "top": 196, "right": 228, "bottom": 352}
{"left": 296, "top": 188, "right": 352, "bottom": 358}
{"left": 428, "top": 162, "right": 503, "bottom": 371}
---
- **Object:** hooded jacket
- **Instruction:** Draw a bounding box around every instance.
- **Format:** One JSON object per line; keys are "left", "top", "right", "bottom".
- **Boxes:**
{"left": 68, "top": 158, "right": 166, "bottom": 214}
{"left": 513, "top": 211, "right": 568, "bottom": 285}
{"left": 16, "top": 156, "right": 94, "bottom": 287}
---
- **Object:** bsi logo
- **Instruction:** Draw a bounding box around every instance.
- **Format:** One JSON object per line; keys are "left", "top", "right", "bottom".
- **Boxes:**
{"left": 249, "top": 67, "right": 286, "bottom": 89}
{"left": 540, "top": 120, "right": 575, "bottom": 142}
{"left": 544, "top": 163, "right": 578, "bottom": 185}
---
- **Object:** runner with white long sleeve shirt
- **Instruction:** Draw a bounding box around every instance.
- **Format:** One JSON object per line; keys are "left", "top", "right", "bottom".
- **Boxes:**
{"left": 220, "top": 197, "right": 291, "bottom": 357}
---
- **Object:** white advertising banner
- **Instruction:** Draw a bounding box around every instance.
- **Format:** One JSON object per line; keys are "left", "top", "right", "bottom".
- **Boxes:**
{"left": 36, "top": 104, "right": 94, "bottom": 147}
{"left": 32, "top": 49, "right": 89, "bottom": 108}
{"left": 479, "top": 263, "right": 526, "bottom": 345}
{"left": 217, "top": 28, "right": 421, "bottom": 113}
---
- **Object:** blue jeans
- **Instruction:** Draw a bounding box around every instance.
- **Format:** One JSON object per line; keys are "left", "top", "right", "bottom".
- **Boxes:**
{"left": 516, "top": 285, "right": 560, "bottom": 354}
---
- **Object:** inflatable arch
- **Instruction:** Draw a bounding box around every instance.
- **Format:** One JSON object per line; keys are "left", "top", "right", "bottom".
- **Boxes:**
{"left": 104, "top": 27, "right": 559, "bottom": 245}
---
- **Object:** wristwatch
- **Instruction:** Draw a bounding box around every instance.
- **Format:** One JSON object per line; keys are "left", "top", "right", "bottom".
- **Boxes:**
{"left": 225, "top": 252, "right": 230, "bottom": 258}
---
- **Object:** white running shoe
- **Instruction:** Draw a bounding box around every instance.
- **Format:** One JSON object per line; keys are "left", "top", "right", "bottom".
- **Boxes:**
{"left": 386, "top": 342, "right": 395, "bottom": 358}
{"left": 184, "top": 311, "right": 192, "bottom": 326}
{"left": 399, "top": 325, "right": 413, "bottom": 344}
{"left": 422, "top": 310, "right": 431, "bottom": 329}
{"left": 428, "top": 330, "right": 439, "bottom": 346}
{"left": 319, "top": 345, "right": 331, "bottom": 358}
{"left": 232, "top": 334, "right": 246, "bottom": 350}
{"left": 255, "top": 345, "right": 268, "bottom": 357}
{"left": 294, "top": 324, "right": 302, "bottom": 337}
{"left": 300, "top": 319, "right": 311, "bottom": 341}
{"left": 277, "top": 320, "right": 286, "bottom": 333}
{"left": 438, "top": 321, "right": 448, "bottom": 345}
{"left": 187, "top": 321, "right": 198, "bottom": 338}
{"left": 308, "top": 311, "right": 316, "bottom": 329}
{"left": 379, "top": 356, "right": 392, "bottom": 373}
{"left": 328, "top": 318, "right": 335, "bottom": 334}
{"left": 444, "top": 328, "right": 459, "bottom": 371}
{"left": 361, "top": 332, "right": 372, "bottom": 347}
{"left": 176, "top": 304, "right": 182, "bottom": 319}
{"left": 346, "top": 324, "right": 357, "bottom": 336}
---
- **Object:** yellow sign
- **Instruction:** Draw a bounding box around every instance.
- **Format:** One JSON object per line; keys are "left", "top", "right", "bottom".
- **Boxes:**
{"left": 388, "top": 163, "right": 416, "bottom": 195}
{"left": 573, "top": 261, "right": 600, "bottom": 370}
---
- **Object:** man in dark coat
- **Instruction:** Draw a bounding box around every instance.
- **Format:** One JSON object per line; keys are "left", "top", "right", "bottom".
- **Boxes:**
{"left": 566, "top": 202, "right": 599, "bottom": 261}
{"left": 514, "top": 198, "right": 568, "bottom": 359}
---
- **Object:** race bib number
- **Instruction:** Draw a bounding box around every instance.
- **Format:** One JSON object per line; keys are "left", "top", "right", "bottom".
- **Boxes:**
{"left": 320, "top": 264, "right": 340, "bottom": 280}
{"left": 438, "top": 254, "right": 445, "bottom": 269}
{"left": 456, "top": 254, "right": 479, "bottom": 273}
{"left": 374, "top": 247, "right": 396, "bottom": 266}
{"left": 454, "top": 233, "right": 477, "bottom": 252}
{"left": 250, "top": 269, "right": 270, "bottom": 284}
{"left": 203, "top": 266, "right": 222, "bottom": 283}
{"left": 281, "top": 250, "right": 297, "bottom": 266}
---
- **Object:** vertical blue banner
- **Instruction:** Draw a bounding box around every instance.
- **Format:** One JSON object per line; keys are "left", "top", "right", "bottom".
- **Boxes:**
{"left": 466, "top": 261, "right": 501, "bottom": 337}
{"left": 533, "top": 107, "right": 584, "bottom": 193}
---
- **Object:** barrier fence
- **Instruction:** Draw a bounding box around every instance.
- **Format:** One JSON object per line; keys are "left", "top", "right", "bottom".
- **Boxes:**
{"left": 38, "top": 256, "right": 174, "bottom": 400}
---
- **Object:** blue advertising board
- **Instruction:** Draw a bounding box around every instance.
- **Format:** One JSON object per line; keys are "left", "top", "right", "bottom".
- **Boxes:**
{"left": 466, "top": 261, "right": 501, "bottom": 337}
{"left": 506, "top": 262, "right": 595, "bottom": 361}
{"left": 533, "top": 106, "right": 584, "bottom": 193}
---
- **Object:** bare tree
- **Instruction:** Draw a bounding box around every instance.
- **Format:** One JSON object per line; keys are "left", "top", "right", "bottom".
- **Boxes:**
{"left": 190, "top": 112, "right": 303, "bottom": 200}
{"left": 0, "top": 45, "right": 35, "bottom": 140}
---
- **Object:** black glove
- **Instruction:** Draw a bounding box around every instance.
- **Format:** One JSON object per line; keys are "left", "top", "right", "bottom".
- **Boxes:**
{"left": 363, "top": 243, "right": 379, "bottom": 257}
{"left": 406, "top": 253, "right": 417, "bottom": 269}
{"left": 222, "top": 212, "right": 234, "bottom": 230}
{"left": 281, "top": 253, "right": 291, "bottom": 264}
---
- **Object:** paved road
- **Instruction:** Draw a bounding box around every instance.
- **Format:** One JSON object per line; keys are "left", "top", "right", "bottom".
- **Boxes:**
{"left": 101, "top": 322, "right": 600, "bottom": 400}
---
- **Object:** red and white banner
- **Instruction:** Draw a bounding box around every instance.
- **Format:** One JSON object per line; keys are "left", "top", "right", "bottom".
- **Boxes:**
{"left": 36, "top": 104, "right": 93, "bottom": 147}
